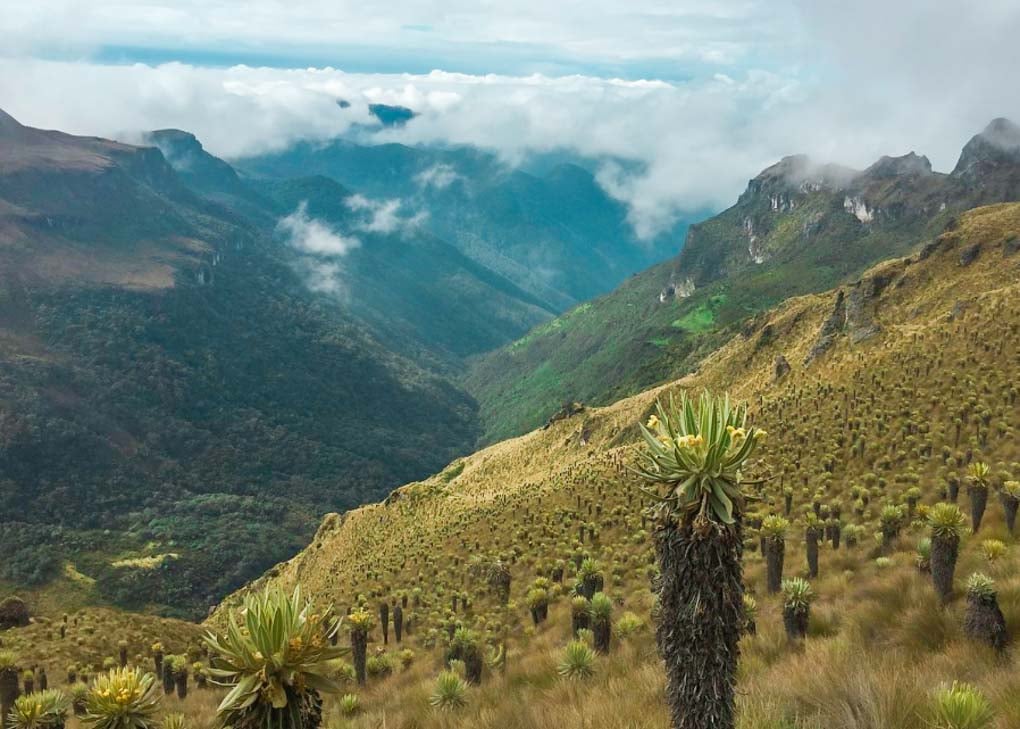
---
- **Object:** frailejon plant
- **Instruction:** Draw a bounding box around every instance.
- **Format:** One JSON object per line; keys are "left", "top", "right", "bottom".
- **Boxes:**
{"left": 589, "top": 593, "right": 612, "bottom": 654}
{"left": 204, "top": 587, "right": 346, "bottom": 729}
{"left": 760, "top": 516, "right": 789, "bottom": 594}
{"left": 82, "top": 668, "right": 162, "bottom": 729}
{"left": 781, "top": 578, "right": 814, "bottom": 643}
{"left": 928, "top": 503, "right": 967, "bottom": 604}
{"left": 967, "top": 462, "right": 990, "bottom": 533}
{"left": 557, "top": 641, "right": 596, "bottom": 681}
{"left": 9, "top": 689, "right": 70, "bottom": 729}
{"left": 0, "top": 651, "right": 20, "bottom": 729}
{"left": 980, "top": 539, "right": 1006, "bottom": 563}
{"left": 346, "top": 609, "right": 374, "bottom": 688}
{"left": 635, "top": 391, "right": 765, "bottom": 729}
{"left": 741, "top": 595, "right": 758, "bottom": 636}
{"left": 1000, "top": 481, "right": 1019, "bottom": 533}
{"left": 428, "top": 672, "right": 467, "bottom": 711}
{"left": 916, "top": 538, "right": 932, "bottom": 573}
{"left": 963, "top": 573, "right": 1009, "bottom": 653}
{"left": 928, "top": 682, "right": 994, "bottom": 729}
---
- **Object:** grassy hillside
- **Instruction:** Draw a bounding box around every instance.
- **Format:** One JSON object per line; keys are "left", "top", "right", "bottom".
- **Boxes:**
{"left": 208, "top": 203, "right": 1020, "bottom": 728}
{"left": 466, "top": 124, "right": 1020, "bottom": 443}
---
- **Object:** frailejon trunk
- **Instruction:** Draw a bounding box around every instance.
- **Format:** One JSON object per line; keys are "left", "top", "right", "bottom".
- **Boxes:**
{"left": 655, "top": 519, "right": 743, "bottom": 729}
{"left": 765, "top": 537, "right": 784, "bottom": 594}
{"left": 0, "top": 669, "right": 19, "bottom": 729}
{"left": 380, "top": 604, "right": 389, "bottom": 645}
{"left": 964, "top": 593, "right": 1009, "bottom": 652}
{"left": 593, "top": 620, "right": 611, "bottom": 654}
{"left": 571, "top": 611, "right": 590, "bottom": 637}
{"left": 352, "top": 630, "right": 367, "bottom": 686}
{"left": 393, "top": 605, "right": 403, "bottom": 643}
{"left": 782, "top": 605, "right": 809, "bottom": 642}
{"left": 931, "top": 533, "right": 959, "bottom": 604}
{"left": 806, "top": 530, "right": 819, "bottom": 578}
{"left": 464, "top": 651, "right": 483, "bottom": 685}
{"left": 970, "top": 487, "right": 988, "bottom": 532}
{"left": 1001, "top": 494, "right": 1018, "bottom": 534}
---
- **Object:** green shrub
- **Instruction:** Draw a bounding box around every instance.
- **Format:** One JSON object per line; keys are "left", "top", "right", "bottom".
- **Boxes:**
{"left": 928, "top": 682, "right": 994, "bottom": 729}
{"left": 557, "top": 641, "right": 596, "bottom": 680}
{"left": 429, "top": 672, "right": 467, "bottom": 711}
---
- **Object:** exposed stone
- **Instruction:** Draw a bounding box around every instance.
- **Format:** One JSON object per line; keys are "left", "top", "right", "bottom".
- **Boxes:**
{"left": 773, "top": 355, "right": 791, "bottom": 381}
{"left": 959, "top": 243, "right": 981, "bottom": 266}
{"left": 0, "top": 596, "right": 30, "bottom": 630}
{"left": 804, "top": 290, "right": 846, "bottom": 364}
{"left": 658, "top": 277, "right": 695, "bottom": 302}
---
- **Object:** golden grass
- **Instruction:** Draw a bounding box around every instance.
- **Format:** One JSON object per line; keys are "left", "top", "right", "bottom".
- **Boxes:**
{"left": 6, "top": 203, "right": 1020, "bottom": 728}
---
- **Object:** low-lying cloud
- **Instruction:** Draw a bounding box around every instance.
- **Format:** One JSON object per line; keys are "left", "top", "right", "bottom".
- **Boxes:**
{"left": 277, "top": 202, "right": 361, "bottom": 256}
{"left": 2, "top": 1, "right": 1018, "bottom": 239}
{"left": 346, "top": 195, "right": 427, "bottom": 235}
{"left": 277, "top": 202, "right": 360, "bottom": 296}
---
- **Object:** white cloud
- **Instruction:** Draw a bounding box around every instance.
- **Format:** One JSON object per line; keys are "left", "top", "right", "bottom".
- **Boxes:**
{"left": 346, "top": 195, "right": 427, "bottom": 235}
{"left": 276, "top": 202, "right": 360, "bottom": 297}
{"left": 415, "top": 164, "right": 461, "bottom": 190}
{"left": 1, "top": 2, "right": 1019, "bottom": 239}
{"left": 277, "top": 202, "right": 361, "bottom": 256}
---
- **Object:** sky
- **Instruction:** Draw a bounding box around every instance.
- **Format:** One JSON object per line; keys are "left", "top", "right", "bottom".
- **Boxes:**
{"left": 2, "top": 0, "right": 1019, "bottom": 237}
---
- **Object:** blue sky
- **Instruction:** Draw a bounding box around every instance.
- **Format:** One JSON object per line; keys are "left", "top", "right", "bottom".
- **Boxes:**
{"left": 2, "top": 1, "right": 1019, "bottom": 236}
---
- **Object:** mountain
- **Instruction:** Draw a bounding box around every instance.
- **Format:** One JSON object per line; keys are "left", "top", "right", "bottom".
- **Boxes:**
{"left": 466, "top": 119, "right": 1020, "bottom": 443}
{"left": 235, "top": 139, "right": 689, "bottom": 312}
{"left": 0, "top": 111, "right": 481, "bottom": 617}
{"left": 213, "top": 201, "right": 1020, "bottom": 727}
{"left": 246, "top": 175, "right": 556, "bottom": 358}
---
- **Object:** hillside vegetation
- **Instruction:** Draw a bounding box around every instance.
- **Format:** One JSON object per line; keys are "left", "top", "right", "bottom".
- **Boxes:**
{"left": 467, "top": 119, "right": 1020, "bottom": 443}
{"left": 208, "top": 202, "right": 1020, "bottom": 728}
{"left": 0, "top": 111, "right": 478, "bottom": 617}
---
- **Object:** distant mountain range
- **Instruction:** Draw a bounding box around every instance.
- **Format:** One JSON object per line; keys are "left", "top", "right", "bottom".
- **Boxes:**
{"left": 466, "top": 118, "right": 1020, "bottom": 442}
{"left": 0, "top": 108, "right": 687, "bottom": 616}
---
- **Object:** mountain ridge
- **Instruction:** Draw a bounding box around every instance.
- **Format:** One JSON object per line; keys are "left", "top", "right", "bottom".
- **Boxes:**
{"left": 465, "top": 118, "right": 1020, "bottom": 443}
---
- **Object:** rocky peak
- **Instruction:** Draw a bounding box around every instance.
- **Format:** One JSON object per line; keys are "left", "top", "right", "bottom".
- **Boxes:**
{"left": 862, "top": 152, "right": 933, "bottom": 180}
{"left": 0, "top": 107, "right": 24, "bottom": 137}
{"left": 952, "top": 117, "right": 1020, "bottom": 178}
{"left": 739, "top": 154, "right": 857, "bottom": 204}
{"left": 144, "top": 129, "right": 242, "bottom": 191}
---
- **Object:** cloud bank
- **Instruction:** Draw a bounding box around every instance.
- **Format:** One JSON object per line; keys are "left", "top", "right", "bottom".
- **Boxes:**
{"left": 2, "top": 1, "right": 1019, "bottom": 237}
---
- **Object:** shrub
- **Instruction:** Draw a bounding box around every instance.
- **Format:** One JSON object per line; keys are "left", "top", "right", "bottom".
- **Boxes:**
{"left": 928, "top": 682, "right": 994, "bottom": 729}
{"left": 337, "top": 694, "right": 360, "bottom": 717}
{"left": 429, "top": 672, "right": 467, "bottom": 711}
{"left": 365, "top": 654, "right": 393, "bottom": 679}
{"left": 82, "top": 667, "right": 162, "bottom": 729}
{"left": 615, "top": 612, "right": 644, "bottom": 639}
{"left": 980, "top": 539, "right": 1006, "bottom": 562}
{"left": 161, "top": 713, "right": 187, "bottom": 729}
{"left": 557, "top": 641, "right": 596, "bottom": 680}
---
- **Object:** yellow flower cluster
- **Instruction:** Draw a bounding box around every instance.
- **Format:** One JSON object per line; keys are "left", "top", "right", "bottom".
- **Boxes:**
{"left": 675, "top": 434, "right": 704, "bottom": 449}
{"left": 646, "top": 414, "right": 661, "bottom": 429}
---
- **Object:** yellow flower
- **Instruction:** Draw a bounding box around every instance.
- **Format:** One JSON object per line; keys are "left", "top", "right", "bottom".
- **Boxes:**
{"left": 646, "top": 414, "right": 661, "bottom": 429}
{"left": 755, "top": 429, "right": 767, "bottom": 441}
